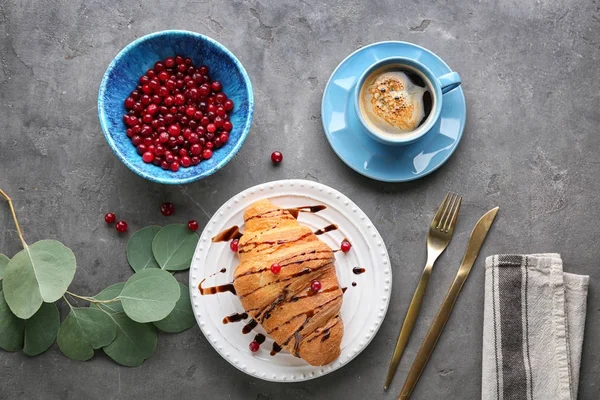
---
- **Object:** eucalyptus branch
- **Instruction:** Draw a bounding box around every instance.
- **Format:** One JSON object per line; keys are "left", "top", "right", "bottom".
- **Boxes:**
{"left": 62, "top": 295, "right": 74, "bottom": 310}
{"left": 65, "top": 290, "right": 120, "bottom": 304}
{"left": 0, "top": 188, "right": 27, "bottom": 248}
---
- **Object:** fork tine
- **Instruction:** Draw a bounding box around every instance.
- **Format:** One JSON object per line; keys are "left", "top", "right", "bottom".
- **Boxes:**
{"left": 437, "top": 193, "right": 456, "bottom": 230}
{"left": 431, "top": 192, "right": 451, "bottom": 229}
{"left": 444, "top": 196, "right": 462, "bottom": 233}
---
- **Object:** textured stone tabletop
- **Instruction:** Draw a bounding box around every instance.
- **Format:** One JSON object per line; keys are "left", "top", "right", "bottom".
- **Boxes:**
{"left": 1, "top": 1, "right": 599, "bottom": 399}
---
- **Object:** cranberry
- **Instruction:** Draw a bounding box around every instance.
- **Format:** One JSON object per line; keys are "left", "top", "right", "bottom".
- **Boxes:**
{"left": 164, "top": 57, "right": 175, "bottom": 68}
{"left": 341, "top": 240, "right": 352, "bottom": 253}
{"left": 181, "top": 156, "right": 191, "bottom": 167}
{"left": 124, "top": 97, "right": 135, "bottom": 109}
{"left": 115, "top": 220, "right": 128, "bottom": 233}
{"left": 174, "top": 94, "right": 186, "bottom": 105}
{"left": 158, "top": 71, "right": 169, "bottom": 81}
{"left": 230, "top": 239, "right": 239, "bottom": 252}
{"left": 161, "top": 161, "right": 170, "bottom": 170}
{"left": 159, "top": 132, "right": 169, "bottom": 143}
{"left": 198, "top": 84, "right": 210, "bottom": 96}
{"left": 270, "top": 263, "right": 281, "bottom": 274}
{"left": 271, "top": 151, "right": 283, "bottom": 164}
{"left": 224, "top": 99, "right": 234, "bottom": 110}
{"left": 170, "top": 162, "right": 180, "bottom": 172}
{"left": 211, "top": 81, "right": 222, "bottom": 92}
{"left": 158, "top": 86, "right": 169, "bottom": 97}
{"left": 188, "top": 220, "right": 199, "bottom": 231}
{"left": 249, "top": 341, "right": 260, "bottom": 353}
{"left": 160, "top": 202, "right": 175, "bottom": 216}
{"left": 168, "top": 124, "right": 181, "bottom": 136}
{"left": 203, "top": 149, "right": 213, "bottom": 159}
{"left": 223, "top": 121, "right": 233, "bottom": 132}
{"left": 220, "top": 133, "right": 229, "bottom": 143}
{"left": 104, "top": 212, "right": 116, "bottom": 224}
{"left": 142, "top": 152, "right": 154, "bottom": 163}
{"left": 206, "top": 123, "right": 216, "bottom": 133}
{"left": 311, "top": 280, "right": 322, "bottom": 292}
{"left": 190, "top": 144, "right": 202, "bottom": 155}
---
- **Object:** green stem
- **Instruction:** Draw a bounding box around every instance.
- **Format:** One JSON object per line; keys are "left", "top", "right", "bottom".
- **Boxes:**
{"left": 0, "top": 188, "right": 28, "bottom": 249}
{"left": 65, "top": 290, "right": 120, "bottom": 304}
{"left": 62, "top": 295, "right": 74, "bottom": 310}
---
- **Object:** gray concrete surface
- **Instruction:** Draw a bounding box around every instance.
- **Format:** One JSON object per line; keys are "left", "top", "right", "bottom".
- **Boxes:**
{"left": 1, "top": 0, "right": 599, "bottom": 399}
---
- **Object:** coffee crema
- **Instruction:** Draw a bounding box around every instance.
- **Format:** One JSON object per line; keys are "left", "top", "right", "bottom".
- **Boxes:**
{"left": 359, "top": 65, "right": 433, "bottom": 136}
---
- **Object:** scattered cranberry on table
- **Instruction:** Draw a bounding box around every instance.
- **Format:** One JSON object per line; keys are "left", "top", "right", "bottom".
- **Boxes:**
{"left": 311, "top": 280, "right": 322, "bottom": 292}
{"left": 271, "top": 151, "right": 283, "bottom": 165}
{"left": 188, "top": 220, "right": 199, "bottom": 231}
{"left": 115, "top": 220, "right": 128, "bottom": 233}
{"left": 123, "top": 56, "right": 235, "bottom": 171}
{"left": 230, "top": 238, "right": 239, "bottom": 252}
{"left": 340, "top": 240, "right": 352, "bottom": 253}
{"left": 160, "top": 202, "right": 175, "bottom": 216}
{"left": 249, "top": 340, "right": 260, "bottom": 353}
{"left": 104, "top": 212, "right": 116, "bottom": 224}
{"left": 270, "top": 263, "right": 281, "bottom": 274}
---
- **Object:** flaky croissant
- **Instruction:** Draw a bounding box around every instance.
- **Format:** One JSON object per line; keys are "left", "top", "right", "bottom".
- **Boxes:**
{"left": 233, "top": 199, "right": 343, "bottom": 366}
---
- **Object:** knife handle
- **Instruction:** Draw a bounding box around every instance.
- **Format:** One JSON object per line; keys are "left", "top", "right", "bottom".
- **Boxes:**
{"left": 398, "top": 274, "right": 468, "bottom": 399}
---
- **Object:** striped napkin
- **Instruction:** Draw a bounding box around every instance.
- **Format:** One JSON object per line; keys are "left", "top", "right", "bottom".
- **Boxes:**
{"left": 482, "top": 254, "right": 589, "bottom": 400}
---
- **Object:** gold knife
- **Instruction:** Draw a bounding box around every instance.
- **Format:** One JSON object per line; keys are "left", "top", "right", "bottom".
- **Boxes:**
{"left": 398, "top": 207, "right": 499, "bottom": 399}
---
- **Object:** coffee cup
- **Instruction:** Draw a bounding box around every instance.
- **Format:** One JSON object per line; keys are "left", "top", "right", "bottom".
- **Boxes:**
{"left": 354, "top": 56, "right": 461, "bottom": 145}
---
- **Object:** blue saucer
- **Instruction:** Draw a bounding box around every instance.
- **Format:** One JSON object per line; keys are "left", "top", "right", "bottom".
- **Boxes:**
{"left": 321, "top": 41, "right": 466, "bottom": 182}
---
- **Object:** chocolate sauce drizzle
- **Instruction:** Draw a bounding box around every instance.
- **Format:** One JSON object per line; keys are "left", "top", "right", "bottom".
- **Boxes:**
{"left": 352, "top": 267, "right": 366, "bottom": 275}
{"left": 314, "top": 224, "right": 338, "bottom": 235}
{"left": 212, "top": 226, "right": 243, "bottom": 242}
{"left": 286, "top": 205, "right": 327, "bottom": 219}
{"left": 222, "top": 312, "right": 248, "bottom": 324}
{"left": 254, "top": 333, "right": 266, "bottom": 345}
{"left": 270, "top": 342, "right": 282, "bottom": 356}
{"left": 242, "top": 319, "right": 258, "bottom": 334}
{"left": 352, "top": 282, "right": 357, "bottom": 287}
{"left": 198, "top": 280, "right": 236, "bottom": 295}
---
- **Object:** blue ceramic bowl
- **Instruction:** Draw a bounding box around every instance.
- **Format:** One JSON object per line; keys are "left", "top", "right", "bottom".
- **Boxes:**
{"left": 98, "top": 30, "right": 254, "bottom": 184}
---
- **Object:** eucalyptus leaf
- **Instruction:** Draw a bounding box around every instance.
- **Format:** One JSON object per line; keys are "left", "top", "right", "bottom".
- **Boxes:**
{"left": 57, "top": 307, "right": 116, "bottom": 361}
{"left": 0, "top": 290, "right": 25, "bottom": 351}
{"left": 3, "top": 240, "right": 76, "bottom": 319}
{"left": 119, "top": 269, "right": 180, "bottom": 323}
{"left": 0, "top": 253, "right": 9, "bottom": 281}
{"left": 153, "top": 283, "right": 195, "bottom": 333}
{"left": 102, "top": 312, "right": 157, "bottom": 367}
{"left": 92, "top": 282, "right": 125, "bottom": 313}
{"left": 127, "top": 226, "right": 161, "bottom": 272}
{"left": 23, "top": 302, "right": 60, "bottom": 356}
{"left": 152, "top": 224, "right": 199, "bottom": 271}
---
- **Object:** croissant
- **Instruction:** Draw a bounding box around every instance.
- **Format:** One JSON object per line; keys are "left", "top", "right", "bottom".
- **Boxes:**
{"left": 233, "top": 199, "right": 344, "bottom": 366}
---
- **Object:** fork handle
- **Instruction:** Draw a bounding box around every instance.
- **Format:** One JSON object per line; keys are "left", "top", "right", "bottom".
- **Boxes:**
{"left": 383, "top": 264, "right": 433, "bottom": 390}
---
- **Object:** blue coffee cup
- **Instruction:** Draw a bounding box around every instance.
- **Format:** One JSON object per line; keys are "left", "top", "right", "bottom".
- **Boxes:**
{"left": 354, "top": 57, "right": 461, "bottom": 145}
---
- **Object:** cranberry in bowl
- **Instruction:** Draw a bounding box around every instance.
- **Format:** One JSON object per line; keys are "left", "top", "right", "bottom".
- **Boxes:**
{"left": 98, "top": 30, "right": 254, "bottom": 184}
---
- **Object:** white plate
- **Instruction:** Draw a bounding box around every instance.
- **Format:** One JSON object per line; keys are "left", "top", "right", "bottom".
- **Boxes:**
{"left": 189, "top": 179, "right": 392, "bottom": 382}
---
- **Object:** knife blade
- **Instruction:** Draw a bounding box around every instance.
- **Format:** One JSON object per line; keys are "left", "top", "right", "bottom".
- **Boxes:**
{"left": 398, "top": 207, "right": 499, "bottom": 399}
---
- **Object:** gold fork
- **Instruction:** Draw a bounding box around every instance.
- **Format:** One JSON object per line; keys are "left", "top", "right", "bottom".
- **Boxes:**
{"left": 383, "top": 192, "right": 462, "bottom": 390}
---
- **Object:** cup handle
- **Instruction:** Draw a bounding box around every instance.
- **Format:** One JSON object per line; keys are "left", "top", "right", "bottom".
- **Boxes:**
{"left": 438, "top": 72, "right": 461, "bottom": 94}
